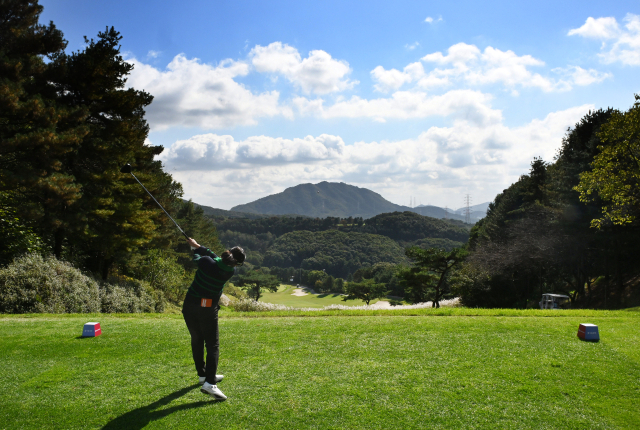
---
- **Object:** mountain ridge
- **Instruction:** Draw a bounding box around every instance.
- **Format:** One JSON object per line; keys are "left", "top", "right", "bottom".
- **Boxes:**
{"left": 230, "top": 181, "right": 486, "bottom": 222}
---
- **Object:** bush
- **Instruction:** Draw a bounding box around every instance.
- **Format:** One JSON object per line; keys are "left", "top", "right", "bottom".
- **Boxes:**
{"left": 99, "top": 277, "right": 163, "bottom": 313}
{"left": 230, "top": 298, "right": 291, "bottom": 312}
{"left": 223, "top": 283, "right": 248, "bottom": 299}
{"left": 125, "top": 250, "right": 190, "bottom": 304}
{"left": 0, "top": 253, "right": 101, "bottom": 313}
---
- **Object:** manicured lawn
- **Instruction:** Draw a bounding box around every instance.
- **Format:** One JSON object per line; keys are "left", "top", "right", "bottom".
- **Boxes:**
{"left": 1, "top": 311, "right": 639, "bottom": 429}
{"left": 259, "top": 283, "right": 382, "bottom": 308}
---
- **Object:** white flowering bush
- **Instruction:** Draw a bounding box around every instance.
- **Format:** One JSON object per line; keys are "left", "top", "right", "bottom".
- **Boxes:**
{"left": 231, "top": 298, "right": 292, "bottom": 312}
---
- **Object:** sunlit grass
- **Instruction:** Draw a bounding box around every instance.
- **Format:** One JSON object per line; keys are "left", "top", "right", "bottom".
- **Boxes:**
{"left": 1, "top": 311, "right": 638, "bottom": 429}
{"left": 259, "top": 283, "right": 382, "bottom": 307}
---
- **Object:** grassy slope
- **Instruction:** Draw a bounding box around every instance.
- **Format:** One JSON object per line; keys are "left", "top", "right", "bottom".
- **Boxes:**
{"left": 0, "top": 311, "right": 638, "bottom": 429}
{"left": 258, "top": 284, "right": 381, "bottom": 308}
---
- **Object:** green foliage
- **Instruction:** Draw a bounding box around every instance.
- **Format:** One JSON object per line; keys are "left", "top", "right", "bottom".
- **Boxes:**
{"left": 398, "top": 247, "right": 466, "bottom": 307}
{"left": 125, "top": 250, "right": 189, "bottom": 304}
{"left": 222, "top": 283, "right": 248, "bottom": 300}
{"left": 236, "top": 269, "right": 280, "bottom": 301}
{"left": 576, "top": 95, "right": 640, "bottom": 228}
{"left": 462, "top": 105, "right": 640, "bottom": 309}
{"left": 0, "top": 252, "right": 163, "bottom": 314}
{"left": 342, "top": 278, "right": 389, "bottom": 305}
{"left": 263, "top": 229, "right": 408, "bottom": 279}
{"left": 99, "top": 277, "right": 163, "bottom": 313}
{"left": 0, "top": 192, "right": 43, "bottom": 263}
{"left": 357, "top": 211, "right": 469, "bottom": 242}
{"left": 0, "top": 253, "right": 100, "bottom": 313}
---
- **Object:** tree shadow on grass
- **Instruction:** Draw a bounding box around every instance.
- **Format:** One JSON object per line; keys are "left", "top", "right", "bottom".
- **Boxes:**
{"left": 101, "top": 384, "right": 215, "bottom": 430}
{"left": 316, "top": 294, "right": 342, "bottom": 298}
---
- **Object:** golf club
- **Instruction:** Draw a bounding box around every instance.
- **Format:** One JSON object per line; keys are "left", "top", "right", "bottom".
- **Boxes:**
{"left": 120, "top": 163, "right": 190, "bottom": 240}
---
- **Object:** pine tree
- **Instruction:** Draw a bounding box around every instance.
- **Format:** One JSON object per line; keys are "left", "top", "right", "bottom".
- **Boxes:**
{"left": 54, "top": 27, "right": 181, "bottom": 277}
{"left": 0, "top": 0, "right": 88, "bottom": 259}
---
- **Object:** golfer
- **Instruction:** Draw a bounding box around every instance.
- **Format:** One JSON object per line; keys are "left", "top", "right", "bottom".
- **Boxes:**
{"left": 183, "top": 237, "right": 245, "bottom": 400}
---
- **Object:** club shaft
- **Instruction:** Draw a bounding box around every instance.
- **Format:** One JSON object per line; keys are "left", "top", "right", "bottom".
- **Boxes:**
{"left": 129, "top": 173, "right": 190, "bottom": 240}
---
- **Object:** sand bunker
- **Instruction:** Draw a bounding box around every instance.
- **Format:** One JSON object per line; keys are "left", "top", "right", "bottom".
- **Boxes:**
{"left": 291, "top": 286, "right": 318, "bottom": 296}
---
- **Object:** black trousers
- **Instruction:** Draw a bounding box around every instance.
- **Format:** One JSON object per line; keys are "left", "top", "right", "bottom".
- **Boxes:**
{"left": 182, "top": 299, "right": 220, "bottom": 384}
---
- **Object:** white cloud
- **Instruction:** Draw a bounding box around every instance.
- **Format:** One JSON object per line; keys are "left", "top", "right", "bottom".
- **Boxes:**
{"left": 568, "top": 17, "right": 621, "bottom": 39}
{"left": 159, "top": 134, "right": 346, "bottom": 170}
{"left": 425, "top": 16, "right": 442, "bottom": 24}
{"left": 249, "top": 42, "right": 357, "bottom": 94}
{"left": 162, "top": 105, "right": 592, "bottom": 210}
{"left": 569, "top": 14, "right": 640, "bottom": 65}
{"left": 553, "top": 66, "right": 612, "bottom": 86}
{"left": 294, "top": 89, "right": 503, "bottom": 126}
{"left": 147, "top": 50, "right": 161, "bottom": 59}
{"left": 370, "top": 42, "right": 611, "bottom": 93}
{"left": 127, "top": 54, "right": 289, "bottom": 131}
{"left": 405, "top": 42, "right": 420, "bottom": 51}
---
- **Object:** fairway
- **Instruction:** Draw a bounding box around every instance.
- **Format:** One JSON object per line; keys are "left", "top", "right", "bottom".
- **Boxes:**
{"left": 1, "top": 312, "right": 639, "bottom": 429}
{"left": 259, "top": 284, "right": 382, "bottom": 308}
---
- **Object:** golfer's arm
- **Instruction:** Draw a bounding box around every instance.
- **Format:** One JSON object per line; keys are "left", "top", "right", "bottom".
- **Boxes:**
{"left": 193, "top": 246, "right": 218, "bottom": 259}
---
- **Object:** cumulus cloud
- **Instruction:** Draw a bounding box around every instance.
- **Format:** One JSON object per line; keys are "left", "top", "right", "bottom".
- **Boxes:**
{"left": 370, "top": 42, "right": 611, "bottom": 93}
{"left": 127, "top": 54, "right": 289, "bottom": 130}
{"left": 293, "top": 89, "right": 502, "bottom": 126}
{"left": 569, "top": 13, "right": 640, "bottom": 65}
{"left": 162, "top": 105, "right": 592, "bottom": 209}
{"left": 159, "top": 134, "right": 346, "bottom": 170}
{"left": 249, "top": 42, "right": 357, "bottom": 94}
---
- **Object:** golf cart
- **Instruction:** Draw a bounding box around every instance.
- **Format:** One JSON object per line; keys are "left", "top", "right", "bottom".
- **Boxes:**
{"left": 539, "top": 294, "right": 571, "bottom": 310}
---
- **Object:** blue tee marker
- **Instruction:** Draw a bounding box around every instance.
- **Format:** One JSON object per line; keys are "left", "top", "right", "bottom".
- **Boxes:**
{"left": 577, "top": 323, "right": 599, "bottom": 341}
{"left": 82, "top": 322, "right": 102, "bottom": 337}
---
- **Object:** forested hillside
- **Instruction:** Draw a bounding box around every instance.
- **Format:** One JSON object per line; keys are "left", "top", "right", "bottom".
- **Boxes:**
{"left": 214, "top": 211, "right": 467, "bottom": 268}
{"left": 457, "top": 105, "right": 640, "bottom": 309}
{"left": 263, "top": 230, "right": 408, "bottom": 278}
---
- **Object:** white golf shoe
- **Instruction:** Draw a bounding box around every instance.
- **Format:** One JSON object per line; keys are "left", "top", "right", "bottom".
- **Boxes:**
{"left": 199, "top": 375, "right": 223, "bottom": 385}
{"left": 201, "top": 382, "right": 227, "bottom": 400}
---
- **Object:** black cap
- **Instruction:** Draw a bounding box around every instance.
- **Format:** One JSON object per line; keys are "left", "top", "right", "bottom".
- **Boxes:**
{"left": 230, "top": 246, "right": 246, "bottom": 265}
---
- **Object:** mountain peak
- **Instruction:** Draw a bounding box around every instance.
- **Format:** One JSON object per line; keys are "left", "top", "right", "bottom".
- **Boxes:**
{"left": 230, "top": 182, "right": 481, "bottom": 222}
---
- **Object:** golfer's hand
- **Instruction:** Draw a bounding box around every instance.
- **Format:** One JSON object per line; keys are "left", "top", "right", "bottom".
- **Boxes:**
{"left": 187, "top": 238, "right": 200, "bottom": 249}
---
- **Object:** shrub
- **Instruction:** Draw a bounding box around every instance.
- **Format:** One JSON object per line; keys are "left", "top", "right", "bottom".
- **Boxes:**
{"left": 0, "top": 253, "right": 101, "bottom": 313}
{"left": 223, "top": 283, "right": 248, "bottom": 299}
{"left": 99, "top": 277, "right": 163, "bottom": 313}
{"left": 231, "top": 298, "right": 291, "bottom": 312}
{"left": 125, "top": 250, "right": 190, "bottom": 304}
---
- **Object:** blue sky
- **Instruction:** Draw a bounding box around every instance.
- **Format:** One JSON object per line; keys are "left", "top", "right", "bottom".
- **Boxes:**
{"left": 41, "top": 0, "right": 640, "bottom": 210}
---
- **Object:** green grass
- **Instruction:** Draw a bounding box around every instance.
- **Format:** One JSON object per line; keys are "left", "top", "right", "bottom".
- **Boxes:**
{"left": 259, "top": 283, "right": 382, "bottom": 308}
{"left": 1, "top": 311, "right": 639, "bottom": 429}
